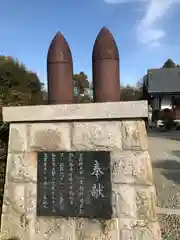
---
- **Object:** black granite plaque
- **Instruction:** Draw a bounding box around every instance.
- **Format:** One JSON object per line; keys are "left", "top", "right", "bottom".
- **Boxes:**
{"left": 37, "top": 151, "right": 112, "bottom": 219}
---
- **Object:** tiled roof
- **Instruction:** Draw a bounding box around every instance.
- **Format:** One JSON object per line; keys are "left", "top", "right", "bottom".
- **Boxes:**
{"left": 148, "top": 68, "right": 180, "bottom": 93}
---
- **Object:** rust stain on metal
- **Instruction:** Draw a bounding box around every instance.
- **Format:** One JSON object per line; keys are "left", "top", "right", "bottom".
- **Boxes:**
{"left": 92, "top": 27, "right": 120, "bottom": 102}
{"left": 92, "top": 27, "right": 119, "bottom": 61}
{"left": 47, "top": 32, "right": 74, "bottom": 104}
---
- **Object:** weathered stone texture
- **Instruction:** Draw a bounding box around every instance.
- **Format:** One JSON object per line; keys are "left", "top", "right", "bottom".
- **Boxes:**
{"left": 8, "top": 124, "right": 28, "bottom": 153}
{"left": 1, "top": 117, "right": 161, "bottom": 239}
{"left": 119, "top": 218, "right": 161, "bottom": 240}
{"left": 121, "top": 120, "right": 148, "bottom": 151}
{"left": 75, "top": 218, "right": 119, "bottom": 240}
{"left": 1, "top": 182, "right": 27, "bottom": 239}
{"left": 35, "top": 218, "right": 75, "bottom": 240}
{"left": 2, "top": 182, "right": 25, "bottom": 215}
{"left": 111, "top": 150, "right": 153, "bottom": 185}
{"left": 136, "top": 185, "right": 157, "bottom": 222}
{"left": 72, "top": 122, "right": 122, "bottom": 150}
{"left": 6, "top": 152, "right": 37, "bottom": 183}
{"left": 135, "top": 221, "right": 162, "bottom": 240}
{"left": 112, "top": 184, "right": 136, "bottom": 218}
{"left": 75, "top": 219, "right": 102, "bottom": 239}
{"left": 112, "top": 184, "right": 157, "bottom": 221}
{"left": 24, "top": 183, "right": 37, "bottom": 240}
{"left": 0, "top": 213, "right": 28, "bottom": 240}
{"left": 28, "top": 123, "right": 71, "bottom": 151}
{"left": 3, "top": 101, "right": 148, "bottom": 122}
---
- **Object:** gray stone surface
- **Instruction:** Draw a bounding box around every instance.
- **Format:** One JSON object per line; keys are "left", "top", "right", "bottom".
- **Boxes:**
{"left": 28, "top": 123, "right": 72, "bottom": 151}
{"left": 148, "top": 130, "right": 180, "bottom": 209}
{"left": 136, "top": 185, "right": 157, "bottom": 222}
{"left": 72, "top": 122, "right": 122, "bottom": 150}
{"left": 134, "top": 221, "right": 162, "bottom": 240}
{"left": 119, "top": 218, "right": 161, "bottom": 240}
{"left": 121, "top": 120, "right": 148, "bottom": 151}
{"left": 3, "top": 101, "right": 148, "bottom": 122}
{"left": 112, "top": 183, "right": 137, "bottom": 218}
{"left": 75, "top": 218, "right": 119, "bottom": 240}
{"left": 1, "top": 114, "right": 161, "bottom": 239}
{"left": 6, "top": 152, "right": 37, "bottom": 183}
{"left": 8, "top": 124, "right": 28, "bottom": 153}
{"left": 111, "top": 150, "right": 153, "bottom": 185}
{"left": 148, "top": 130, "right": 180, "bottom": 239}
{"left": 35, "top": 218, "right": 75, "bottom": 240}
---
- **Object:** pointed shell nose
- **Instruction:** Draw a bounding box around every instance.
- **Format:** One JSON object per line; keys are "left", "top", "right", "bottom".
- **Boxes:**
{"left": 92, "top": 27, "right": 120, "bottom": 102}
{"left": 47, "top": 32, "right": 73, "bottom": 64}
{"left": 92, "top": 27, "right": 119, "bottom": 61}
{"left": 47, "top": 32, "right": 74, "bottom": 104}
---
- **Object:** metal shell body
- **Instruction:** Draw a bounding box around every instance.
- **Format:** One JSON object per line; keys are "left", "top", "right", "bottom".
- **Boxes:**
{"left": 47, "top": 32, "right": 74, "bottom": 104}
{"left": 92, "top": 27, "right": 120, "bottom": 102}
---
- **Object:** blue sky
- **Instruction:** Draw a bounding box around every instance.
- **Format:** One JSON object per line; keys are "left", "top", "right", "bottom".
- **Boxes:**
{"left": 1, "top": 0, "right": 180, "bottom": 87}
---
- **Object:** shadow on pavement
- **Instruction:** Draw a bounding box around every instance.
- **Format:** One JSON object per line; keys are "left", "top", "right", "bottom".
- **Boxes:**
{"left": 147, "top": 129, "right": 180, "bottom": 141}
{"left": 153, "top": 159, "right": 180, "bottom": 170}
{"left": 172, "top": 150, "right": 180, "bottom": 158}
{"left": 153, "top": 154, "right": 180, "bottom": 184}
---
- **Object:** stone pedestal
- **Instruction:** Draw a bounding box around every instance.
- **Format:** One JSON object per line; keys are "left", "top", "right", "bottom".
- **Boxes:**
{"left": 1, "top": 101, "right": 161, "bottom": 240}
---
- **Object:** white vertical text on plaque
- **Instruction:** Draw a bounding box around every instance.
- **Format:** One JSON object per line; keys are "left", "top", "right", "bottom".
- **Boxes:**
{"left": 78, "top": 153, "right": 84, "bottom": 214}
{"left": 59, "top": 152, "right": 65, "bottom": 210}
{"left": 91, "top": 159, "right": 105, "bottom": 199}
{"left": 68, "top": 153, "right": 74, "bottom": 205}
{"left": 43, "top": 153, "right": 48, "bottom": 209}
{"left": 51, "top": 153, "right": 56, "bottom": 213}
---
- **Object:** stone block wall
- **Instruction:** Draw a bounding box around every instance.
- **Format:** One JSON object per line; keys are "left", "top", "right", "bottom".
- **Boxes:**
{"left": 0, "top": 101, "right": 162, "bottom": 240}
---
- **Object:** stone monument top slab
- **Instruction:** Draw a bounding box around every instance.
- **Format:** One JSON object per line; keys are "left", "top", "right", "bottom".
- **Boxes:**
{"left": 3, "top": 101, "right": 148, "bottom": 123}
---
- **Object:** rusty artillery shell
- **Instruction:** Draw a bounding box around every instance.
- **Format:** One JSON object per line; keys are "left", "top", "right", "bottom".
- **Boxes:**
{"left": 47, "top": 32, "right": 74, "bottom": 104}
{"left": 92, "top": 27, "right": 120, "bottom": 102}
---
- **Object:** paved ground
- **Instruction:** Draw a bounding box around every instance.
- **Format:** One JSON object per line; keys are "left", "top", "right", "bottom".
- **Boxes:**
{"left": 148, "top": 130, "right": 180, "bottom": 239}
{"left": 148, "top": 130, "right": 180, "bottom": 208}
{"left": 148, "top": 130, "right": 180, "bottom": 164}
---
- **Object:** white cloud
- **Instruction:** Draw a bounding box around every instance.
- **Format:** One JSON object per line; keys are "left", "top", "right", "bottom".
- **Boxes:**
{"left": 137, "top": 0, "right": 180, "bottom": 46}
{"left": 105, "top": 0, "right": 180, "bottom": 47}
